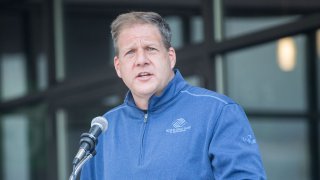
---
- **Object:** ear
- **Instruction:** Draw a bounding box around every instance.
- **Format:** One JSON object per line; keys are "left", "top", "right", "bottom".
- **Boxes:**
{"left": 114, "top": 56, "right": 122, "bottom": 78}
{"left": 168, "top": 47, "right": 176, "bottom": 69}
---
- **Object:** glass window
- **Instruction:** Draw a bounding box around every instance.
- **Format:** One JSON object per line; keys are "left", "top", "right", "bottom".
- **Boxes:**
{"left": 185, "top": 74, "right": 204, "bottom": 87}
{"left": 0, "top": 13, "right": 48, "bottom": 102}
{"left": 165, "top": 16, "right": 184, "bottom": 49}
{"left": 2, "top": 114, "right": 30, "bottom": 180}
{"left": 225, "top": 16, "right": 299, "bottom": 39}
{"left": 190, "top": 16, "right": 204, "bottom": 44}
{"left": 0, "top": 104, "right": 47, "bottom": 180}
{"left": 64, "top": 14, "right": 112, "bottom": 80}
{"left": 225, "top": 35, "right": 307, "bottom": 111}
{"left": 250, "top": 119, "right": 310, "bottom": 180}
{"left": 1, "top": 54, "right": 27, "bottom": 101}
{"left": 0, "top": 15, "right": 27, "bottom": 101}
{"left": 36, "top": 53, "right": 48, "bottom": 90}
{"left": 33, "top": 13, "right": 48, "bottom": 91}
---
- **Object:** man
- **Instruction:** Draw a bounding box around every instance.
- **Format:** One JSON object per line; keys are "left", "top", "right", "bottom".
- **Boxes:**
{"left": 81, "top": 11, "right": 266, "bottom": 179}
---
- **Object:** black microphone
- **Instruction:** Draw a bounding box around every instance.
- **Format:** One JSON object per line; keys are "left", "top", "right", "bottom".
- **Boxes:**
{"left": 72, "top": 116, "right": 108, "bottom": 166}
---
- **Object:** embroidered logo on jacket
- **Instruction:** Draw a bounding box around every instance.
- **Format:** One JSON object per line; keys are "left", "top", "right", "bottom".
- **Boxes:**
{"left": 166, "top": 118, "right": 191, "bottom": 134}
{"left": 242, "top": 134, "right": 257, "bottom": 145}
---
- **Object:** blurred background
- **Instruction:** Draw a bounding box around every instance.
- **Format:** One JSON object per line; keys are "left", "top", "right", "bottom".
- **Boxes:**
{"left": 0, "top": 0, "right": 320, "bottom": 179}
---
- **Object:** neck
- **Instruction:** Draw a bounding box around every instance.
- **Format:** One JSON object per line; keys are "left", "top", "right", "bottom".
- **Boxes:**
{"left": 133, "top": 95, "right": 150, "bottom": 110}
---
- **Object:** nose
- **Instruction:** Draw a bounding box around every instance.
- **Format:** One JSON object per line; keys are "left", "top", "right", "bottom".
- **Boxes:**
{"left": 135, "top": 49, "right": 149, "bottom": 66}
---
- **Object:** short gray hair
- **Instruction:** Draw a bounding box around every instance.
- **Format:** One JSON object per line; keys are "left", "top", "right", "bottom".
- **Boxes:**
{"left": 110, "top": 11, "right": 172, "bottom": 55}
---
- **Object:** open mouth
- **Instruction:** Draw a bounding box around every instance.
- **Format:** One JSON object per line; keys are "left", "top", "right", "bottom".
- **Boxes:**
{"left": 137, "top": 72, "right": 152, "bottom": 78}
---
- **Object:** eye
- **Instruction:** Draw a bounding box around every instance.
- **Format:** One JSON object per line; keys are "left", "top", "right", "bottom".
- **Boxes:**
{"left": 125, "top": 50, "right": 135, "bottom": 56}
{"left": 147, "top": 47, "right": 157, "bottom": 52}
{"left": 127, "top": 50, "right": 133, "bottom": 54}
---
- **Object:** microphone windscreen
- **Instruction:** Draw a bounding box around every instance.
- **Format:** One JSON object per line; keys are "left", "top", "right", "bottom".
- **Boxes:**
{"left": 91, "top": 116, "right": 108, "bottom": 133}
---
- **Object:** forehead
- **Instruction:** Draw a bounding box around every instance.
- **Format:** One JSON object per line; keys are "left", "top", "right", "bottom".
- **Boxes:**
{"left": 117, "top": 24, "right": 162, "bottom": 43}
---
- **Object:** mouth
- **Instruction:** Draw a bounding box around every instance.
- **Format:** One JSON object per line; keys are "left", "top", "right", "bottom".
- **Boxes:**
{"left": 136, "top": 72, "right": 153, "bottom": 79}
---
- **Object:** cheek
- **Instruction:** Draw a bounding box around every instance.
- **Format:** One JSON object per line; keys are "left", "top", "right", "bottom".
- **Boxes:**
{"left": 115, "top": 67, "right": 122, "bottom": 78}
{"left": 119, "top": 65, "right": 132, "bottom": 81}
{"left": 117, "top": 61, "right": 130, "bottom": 74}
{"left": 164, "top": 58, "right": 174, "bottom": 71}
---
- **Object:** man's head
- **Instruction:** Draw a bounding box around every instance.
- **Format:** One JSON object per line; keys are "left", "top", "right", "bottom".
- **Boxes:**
{"left": 111, "top": 11, "right": 172, "bottom": 55}
{"left": 110, "top": 11, "right": 176, "bottom": 108}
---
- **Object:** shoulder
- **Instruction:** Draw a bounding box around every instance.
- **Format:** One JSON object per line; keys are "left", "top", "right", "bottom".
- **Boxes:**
{"left": 102, "top": 104, "right": 128, "bottom": 118}
{"left": 180, "top": 85, "right": 236, "bottom": 105}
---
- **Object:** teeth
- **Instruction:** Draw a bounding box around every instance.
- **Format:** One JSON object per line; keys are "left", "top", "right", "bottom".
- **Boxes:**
{"left": 139, "top": 72, "right": 150, "bottom": 76}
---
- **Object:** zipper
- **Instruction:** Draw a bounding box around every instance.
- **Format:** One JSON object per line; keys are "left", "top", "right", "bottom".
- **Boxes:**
{"left": 138, "top": 112, "right": 148, "bottom": 165}
{"left": 143, "top": 113, "right": 148, "bottom": 123}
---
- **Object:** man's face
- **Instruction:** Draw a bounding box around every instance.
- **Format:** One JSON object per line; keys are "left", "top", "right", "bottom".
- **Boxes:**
{"left": 114, "top": 24, "right": 176, "bottom": 99}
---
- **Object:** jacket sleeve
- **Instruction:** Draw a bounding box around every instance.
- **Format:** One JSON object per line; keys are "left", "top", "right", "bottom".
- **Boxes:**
{"left": 209, "top": 103, "right": 267, "bottom": 179}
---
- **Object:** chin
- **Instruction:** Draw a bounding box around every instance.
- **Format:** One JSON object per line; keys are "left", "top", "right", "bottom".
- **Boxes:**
{"left": 138, "top": 90, "right": 156, "bottom": 96}
{"left": 134, "top": 87, "right": 157, "bottom": 97}
{"left": 133, "top": 84, "right": 157, "bottom": 92}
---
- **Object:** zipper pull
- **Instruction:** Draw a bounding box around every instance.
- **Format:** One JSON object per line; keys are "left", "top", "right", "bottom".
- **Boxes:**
{"left": 144, "top": 113, "right": 148, "bottom": 123}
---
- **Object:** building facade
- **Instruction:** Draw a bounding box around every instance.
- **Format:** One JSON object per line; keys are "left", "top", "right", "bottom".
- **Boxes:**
{"left": 0, "top": 0, "right": 320, "bottom": 179}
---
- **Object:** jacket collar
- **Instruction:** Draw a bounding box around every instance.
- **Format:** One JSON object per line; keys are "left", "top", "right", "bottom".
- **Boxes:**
{"left": 124, "top": 69, "right": 188, "bottom": 111}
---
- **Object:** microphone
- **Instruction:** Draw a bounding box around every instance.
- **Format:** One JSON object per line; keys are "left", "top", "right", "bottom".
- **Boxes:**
{"left": 72, "top": 116, "right": 108, "bottom": 166}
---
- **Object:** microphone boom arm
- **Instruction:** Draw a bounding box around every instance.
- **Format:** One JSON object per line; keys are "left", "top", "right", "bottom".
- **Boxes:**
{"left": 69, "top": 151, "right": 96, "bottom": 180}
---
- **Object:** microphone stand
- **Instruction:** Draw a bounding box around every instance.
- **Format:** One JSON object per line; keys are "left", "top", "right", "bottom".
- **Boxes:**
{"left": 69, "top": 151, "right": 96, "bottom": 180}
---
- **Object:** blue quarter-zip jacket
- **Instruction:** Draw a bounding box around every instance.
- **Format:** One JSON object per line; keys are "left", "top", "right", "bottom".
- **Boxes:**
{"left": 80, "top": 70, "right": 266, "bottom": 180}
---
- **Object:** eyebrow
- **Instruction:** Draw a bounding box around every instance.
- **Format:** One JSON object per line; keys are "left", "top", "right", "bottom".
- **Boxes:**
{"left": 121, "top": 41, "right": 160, "bottom": 52}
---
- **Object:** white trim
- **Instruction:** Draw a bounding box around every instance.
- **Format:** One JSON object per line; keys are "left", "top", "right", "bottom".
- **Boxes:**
{"left": 105, "top": 105, "right": 128, "bottom": 115}
{"left": 180, "top": 90, "right": 228, "bottom": 104}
